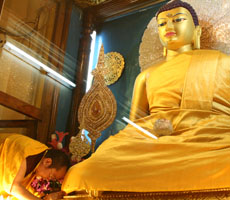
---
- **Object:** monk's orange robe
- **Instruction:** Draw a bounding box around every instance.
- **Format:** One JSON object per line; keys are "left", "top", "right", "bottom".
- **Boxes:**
{"left": 0, "top": 134, "right": 48, "bottom": 199}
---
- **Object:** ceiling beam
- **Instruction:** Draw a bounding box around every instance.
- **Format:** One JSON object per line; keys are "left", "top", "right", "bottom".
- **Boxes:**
{"left": 82, "top": 0, "right": 168, "bottom": 24}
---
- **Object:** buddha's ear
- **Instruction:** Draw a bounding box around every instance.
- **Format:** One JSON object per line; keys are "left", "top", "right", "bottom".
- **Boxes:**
{"left": 193, "top": 25, "right": 202, "bottom": 49}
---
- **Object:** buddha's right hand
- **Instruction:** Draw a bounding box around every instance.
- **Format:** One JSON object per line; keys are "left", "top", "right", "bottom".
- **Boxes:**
{"left": 153, "top": 119, "right": 173, "bottom": 136}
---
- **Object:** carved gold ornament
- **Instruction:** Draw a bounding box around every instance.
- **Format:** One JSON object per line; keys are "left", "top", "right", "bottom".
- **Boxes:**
{"left": 69, "top": 130, "right": 91, "bottom": 163}
{"left": 139, "top": 0, "right": 230, "bottom": 71}
{"left": 78, "top": 45, "right": 117, "bottom": 152}
{"left": 101, "top": 52, "right": 125, "bottom": 85}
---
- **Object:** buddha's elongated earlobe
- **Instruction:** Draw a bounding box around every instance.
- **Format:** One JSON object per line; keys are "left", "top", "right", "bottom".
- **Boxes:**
{"left": 193, "top": 25, "right": 202, "bottom": 49}
{"left": 163, "top": 47, "right": 167, "bottom": 57}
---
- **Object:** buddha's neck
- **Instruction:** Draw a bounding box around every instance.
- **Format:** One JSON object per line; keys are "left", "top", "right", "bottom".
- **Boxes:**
{"left": 166, "top": 44, "right": 193, "bottom": 61}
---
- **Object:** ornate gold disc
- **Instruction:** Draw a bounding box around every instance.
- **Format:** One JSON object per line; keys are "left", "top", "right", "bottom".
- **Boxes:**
{"left": 101, "top": 52, "right": 125, "bottom": 85}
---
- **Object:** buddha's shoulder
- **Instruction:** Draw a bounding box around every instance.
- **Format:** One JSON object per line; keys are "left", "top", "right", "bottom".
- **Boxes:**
{"left": 193, "top": 49, "right": 229, "bottom": 57}
{"left": 134, "top": 61, "right": 166, "bottom": 84}
{"left": 138, "top": 60, "right": 166, "bottom": 76}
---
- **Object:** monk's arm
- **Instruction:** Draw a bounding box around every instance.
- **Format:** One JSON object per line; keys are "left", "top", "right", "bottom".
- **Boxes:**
{"left": 11, "top": 159, "right": 40, "bottom": 200}
{"left": 129, "top": 71, "right": 149, "bottom": 121}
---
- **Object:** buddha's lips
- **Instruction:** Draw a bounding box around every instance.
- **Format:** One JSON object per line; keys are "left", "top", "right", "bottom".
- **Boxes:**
{"left": 165, "top": 32, "right": 176, "bottom": 37}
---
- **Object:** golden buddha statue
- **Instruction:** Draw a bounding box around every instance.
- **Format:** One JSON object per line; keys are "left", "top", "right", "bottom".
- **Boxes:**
{"left": 62, "top": 0, "right": 230, "bottom": 197}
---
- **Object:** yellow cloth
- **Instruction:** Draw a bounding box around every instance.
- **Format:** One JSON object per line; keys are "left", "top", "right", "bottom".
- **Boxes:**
{"left": 62, "top": 50, "right": 230, "bottom": 193}
{"left": 0, "top": 133, "right": 48, "bottom": 199}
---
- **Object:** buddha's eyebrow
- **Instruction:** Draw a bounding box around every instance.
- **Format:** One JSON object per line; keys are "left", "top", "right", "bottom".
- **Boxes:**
{"left": 158, "top": 12, "right": 188, "bottom": 20}
{"left": 172, "top": 12, "right": 188, "bottom": 17}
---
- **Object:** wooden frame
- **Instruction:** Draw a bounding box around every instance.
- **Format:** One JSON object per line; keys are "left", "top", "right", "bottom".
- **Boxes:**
{"left": 74, "top": 0, "right": 167, "bottom": 23}
{"left": 0, "top": 91, "right": 41, "bottom": 138}
{"left": 0, "top": 120, "right": 38, "bottom": 138}
{"left": 0, "top": 91, "right": 42, "bottom": 120}
{"left": 68, "top": 10, "right": 94, "bottom": 138}
{"left": 0, "top": 0, "right": 4, "bottom": 19}
{"left": 0, "top": 0, "right": 72, "bottom": 143}
{"left": 36, "top": 0, "right": 73, "bottom": 143}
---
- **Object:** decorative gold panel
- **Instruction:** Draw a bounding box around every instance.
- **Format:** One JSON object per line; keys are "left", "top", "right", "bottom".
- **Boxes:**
{"left": 78, "top": 45, "right": 117, "bottom": 152}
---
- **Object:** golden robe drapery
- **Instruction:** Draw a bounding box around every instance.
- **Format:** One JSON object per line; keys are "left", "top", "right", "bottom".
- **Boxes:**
{"left": 62, "top": 50, "right": 230, "bottom": 194}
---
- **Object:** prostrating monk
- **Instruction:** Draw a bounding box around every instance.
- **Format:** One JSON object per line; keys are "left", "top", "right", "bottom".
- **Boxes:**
{"left": 62, "top": 0, "right": 230, "bottom": 195}
{"left": 0, "top": 133, "right": 70, "bottom": 200}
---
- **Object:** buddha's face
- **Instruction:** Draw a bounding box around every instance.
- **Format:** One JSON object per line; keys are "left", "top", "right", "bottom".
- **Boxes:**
{"left": 157, "top": 7, "right": 196, "bottom": 51}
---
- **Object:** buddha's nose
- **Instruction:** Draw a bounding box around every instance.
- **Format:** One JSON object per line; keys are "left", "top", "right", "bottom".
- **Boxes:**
{"left": 165, "top": 20, "right": 174, "bottom": 30}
